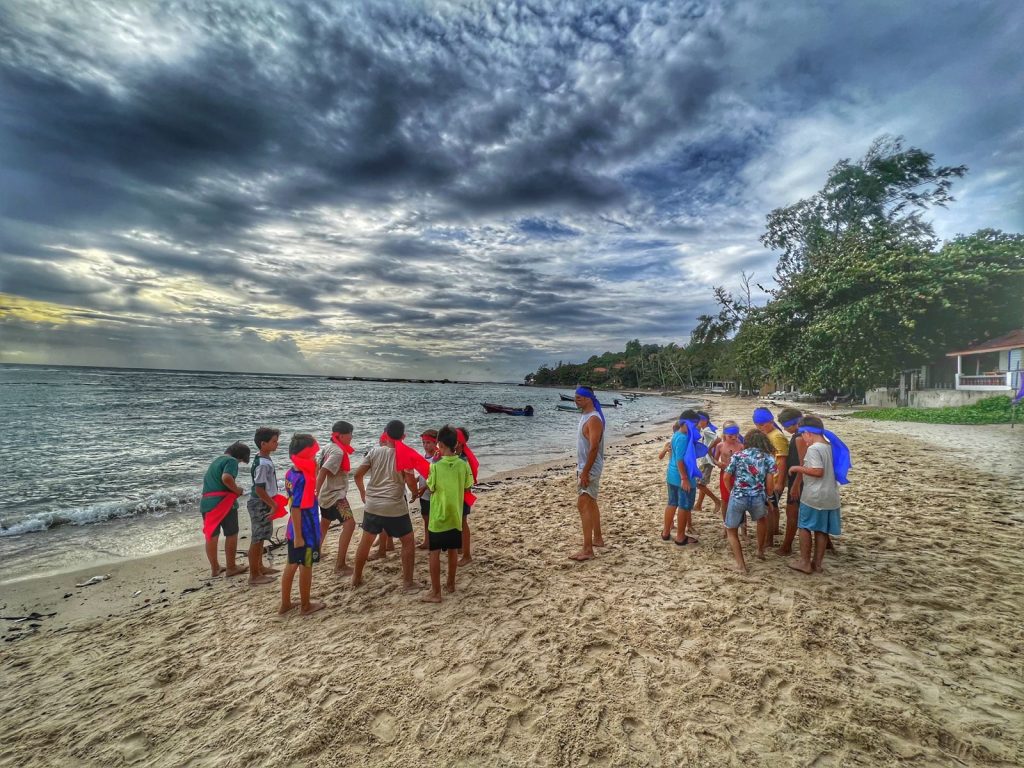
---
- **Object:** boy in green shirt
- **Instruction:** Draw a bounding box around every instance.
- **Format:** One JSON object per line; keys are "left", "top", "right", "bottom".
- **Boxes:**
{"left": 422, "top": 425, "right": 473, "bottom": 603}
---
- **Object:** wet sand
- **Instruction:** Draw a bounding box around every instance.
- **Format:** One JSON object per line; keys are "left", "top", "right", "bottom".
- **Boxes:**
{"left": 2, "top": 400, "right": 1022, "bottom": 767}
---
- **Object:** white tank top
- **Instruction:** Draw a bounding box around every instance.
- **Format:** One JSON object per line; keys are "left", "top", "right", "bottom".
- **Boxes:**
{"left": 577, "top": 411, "right": 605, "bottom": 475}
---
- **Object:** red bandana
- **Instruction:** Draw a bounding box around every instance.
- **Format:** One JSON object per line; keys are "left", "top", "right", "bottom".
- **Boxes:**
{"left": 331, "top": 435, "right": 355, "bottom": 472}
{"left": 290, "top": 442, "right": 320, "bottom": 508}
{"left": 380, "top": 433, "right": 431, "bottom": 478}
{"left": 456, "top": 429, "right": 479, "bottom": 506}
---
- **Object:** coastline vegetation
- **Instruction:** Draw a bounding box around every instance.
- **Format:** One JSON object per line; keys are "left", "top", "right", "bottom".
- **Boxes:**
{"left": 850, "top": 395, "right": 1015, "bottom": 425}
{"left": 527, "top": 137, "right": 1024, "bottom": 396}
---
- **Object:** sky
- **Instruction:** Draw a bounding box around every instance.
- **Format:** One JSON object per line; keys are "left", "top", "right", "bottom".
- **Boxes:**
{"left": 1, "top": 1, "right": 1022, "bottom": 381}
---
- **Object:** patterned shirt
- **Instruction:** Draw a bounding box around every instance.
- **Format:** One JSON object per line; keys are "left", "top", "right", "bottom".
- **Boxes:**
{"left": 724, "top": 448, "right": 776, "bottom": 498}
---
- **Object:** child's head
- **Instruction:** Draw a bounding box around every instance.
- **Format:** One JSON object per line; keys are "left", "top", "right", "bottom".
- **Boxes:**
{"left": 253, "top": 426, "right": 280, "bottom": 453}
{"left": 721, "top": 420, "right": 740, "bottom": 439}
{"left": 288, "top": 432, "right": 316, "bottom": 458}
{"left": 743, "top": 429, "right": 773, "bottom": 455}
{"left": 384, "top": 419, "right": 405, "bottom": 441}
{"left": 420, "top": 428, "right": 438, "bottom": 452}
{"left": 225, "top": 441, "right": 251, "bottom": 464}
{"left": 797, "top": 415, "right": 825, "bottom": 444}
{"left": 671, "top": 422, "right": 680, "bottom": 433}
{"left": 678, "top": 408, "right": 699, "bottom": 424}
{"left": 436, "top": 425, "right": 458, "bottom": 455}
{"left": 697, "top": 411, "right": 710, "bottom": 427}
{"left": 778, "top": 407, "right": 802, "bottom": 434}
{"left": 331, "top": 420, "right": 353, "bottom": 438}
{"left": 455, "top": 426, "right": 470, "bottom": 450}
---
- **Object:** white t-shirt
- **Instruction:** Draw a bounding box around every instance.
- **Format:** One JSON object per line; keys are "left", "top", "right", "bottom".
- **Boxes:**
{"left": 801, "top": 442, "right": 841, "bottom": 510}
{"left": 317, "top": 443, "right": 350, "bottom": 507}
{"left": 357, "top": 445, "right": 411, "bottom": 517}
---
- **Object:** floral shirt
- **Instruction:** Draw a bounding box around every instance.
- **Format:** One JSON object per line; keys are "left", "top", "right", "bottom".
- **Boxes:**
{"left": 724, "top": 448, "right": 776, "bottom": 498}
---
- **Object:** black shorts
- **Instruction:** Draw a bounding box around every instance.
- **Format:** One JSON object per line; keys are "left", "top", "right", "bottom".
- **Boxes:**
{"left": 419, "top": 498, "right": 430, "bottom": 517}
{"left": 428, "top": 528, "right": 463, "bottom": 552}
{"left": 462, "top": 502, "right": 472, "bottom": 517}
{"left": 361, "top": 511, "right": 413, "bottom": 538}
{"left": 320, "top": 498, "right": 352, "bottom": 523}
{"left": 202, "top": 508, "right": 239, "bottom": 538}
{"left": 286, "top": 541, "right": 320, "bottom": 567}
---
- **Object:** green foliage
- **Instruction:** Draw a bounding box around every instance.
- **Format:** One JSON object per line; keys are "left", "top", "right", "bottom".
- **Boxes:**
{"left": 851, "top": 396, "right": 1016, "bottom": 424}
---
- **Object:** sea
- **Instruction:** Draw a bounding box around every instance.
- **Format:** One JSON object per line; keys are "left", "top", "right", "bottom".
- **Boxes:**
{"left": 0, "top": 365, "right": 686, "bottom": 583}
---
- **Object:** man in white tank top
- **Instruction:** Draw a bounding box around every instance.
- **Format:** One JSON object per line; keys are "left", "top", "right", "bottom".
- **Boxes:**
{"left": 571, "top": 386, "right": 605, "bottom": 561}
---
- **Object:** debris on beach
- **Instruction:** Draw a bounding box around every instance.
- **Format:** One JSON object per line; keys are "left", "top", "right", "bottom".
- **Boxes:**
{"left": 1, "top": 611, "right": 57, "bottom": 622}
{"left": 75, "top": 574, "right": 111, "bottom": 588}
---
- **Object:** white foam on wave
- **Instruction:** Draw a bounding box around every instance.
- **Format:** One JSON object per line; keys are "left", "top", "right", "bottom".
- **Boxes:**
{"left": 0, "top": 487, "right": 202, "bottom": 537}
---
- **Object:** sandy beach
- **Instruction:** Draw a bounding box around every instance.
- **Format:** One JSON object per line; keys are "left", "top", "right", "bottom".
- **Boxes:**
{"left": 2, "top": 398, "right": 1023, "bottom": 767}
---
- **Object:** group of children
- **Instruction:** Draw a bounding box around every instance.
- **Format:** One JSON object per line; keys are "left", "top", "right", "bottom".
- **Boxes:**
{"left": 199, "top": 419, "right": 479, "bottom": 614}
{"left": 660, "top": 406, "right": 850, "bottom": 574}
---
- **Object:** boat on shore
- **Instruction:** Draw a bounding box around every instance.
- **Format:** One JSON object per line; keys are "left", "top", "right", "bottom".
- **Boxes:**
{"left": 560, "top": 393, "right": 623, "bottom": 407}
{"left": 556, "top": 403, "right": 580, "bottom": 412}
{"left": 482, "top": 403, "right": 534, "bottom": 416}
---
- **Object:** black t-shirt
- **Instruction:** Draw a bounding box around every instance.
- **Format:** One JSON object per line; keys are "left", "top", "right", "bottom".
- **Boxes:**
{"left": 786, "top": 433, "right": 801, "bottom": 495}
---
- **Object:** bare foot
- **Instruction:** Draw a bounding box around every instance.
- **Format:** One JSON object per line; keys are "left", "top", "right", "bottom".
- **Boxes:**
{"left": 444, "top": 583, "right": 456, "bottom": 593}
{"left": 457, "top": 556, "right": 473, "bottom": 566}
{"left": 367, "top": 552, "right": 385, "bottom": 561}
{"left": 334, "top": 564, "right": 354, "bottom": 576}
{"left": 278, "top": 602, "right": 296, "bottom": 615}
{"left": 421, "top": 592, "right": 442, "bottom": 603}
{"left": 351, "top": 576, "right": 364, "bottom": 588}
{"left": 248, "top": 575, "right": 275, "bottom": 586}
{"left": 756, "top": 550, "right": 766, "bottom": 561}
{"left": 225, "top": 565, "right": 247, "bottom": 577}
{"left": 262, "top": 566, "right": 280, "bottom": 575}
{"left": 417, "top": 542, "right": 428, "bottom": 550}
{"left": 593, "top": 539, "right": 606, "bottom": 548}
{"left": 300, "top": 601, "right": 326, "bottom": 616}
{"left": 401, "top": 583, "right": 421, "bottom": 594}
{"left": 775, "top": 546, "right": 791, "bottom": 557}
{"left": 713, "top": 500, "right": 722, "bottom": 515}
{"left": 788, "top": 560, "right": 814, "bottom": 574}
{"left": 211, "top": 566, "right": 225, "bottom": 577}
{"left": 568, "top": 550, "right": 594, "bottom": 561}
{"left": 730, "top": 562, "right": 748, "bottom": 574}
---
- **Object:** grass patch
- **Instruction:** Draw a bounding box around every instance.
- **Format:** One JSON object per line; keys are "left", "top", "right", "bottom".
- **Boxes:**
{"left": 851, "top": 395, "right": 1017, "bottom": 425}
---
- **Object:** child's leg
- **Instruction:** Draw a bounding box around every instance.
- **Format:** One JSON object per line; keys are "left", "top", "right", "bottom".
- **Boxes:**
{"left": 788, "top": 528, "right": 814, "bottom": 574}
{"left": 445, "top": 549, "right": 457, "bottom": 592}
{"left": 224, "top": 535, "right": 246, "bottom": 576}
{"left": 755, "top": 517, "right": 768, "bottom": 559}
{"left": 298, "top": 564, "right": 324, "bottom": 615}
{"left": 248, "top": 541, "right": 272, "bottom": 585}
{"left": 423, "top": 550, "right": 442, "bottom": 603}
{"left": 319, "top": 516, "right": 331, "bottom": 546}
{"left": 695, "top": 484, "right": 706, "bottom": 512}
{"left": 399, "top": 532, "right": 417, "bottom": 591}
{"left": 675, "top": 507, "right": 695, "bottom": 544}
{"left": 351, "top": 530, "right": 376, "bottom": 587}
{"left": 279, "top": 563, "right": 298, "bottom": 613}
{"left": 368, "top": 533, "right": 387, "bottom": 561}
{"left": 205, "top": 536, "right": 221, "bottom": 577}
{"left": 778, "top": 500, "right": 799, "bottom": 555}
{"left": 725, "top": 527, "right": 746, "bottom": 572}
{"left": 335, "top": 517, "right": 356, "bottom": 574}
{"left": 812, "top": 532, "right": 828, "bottom": 572}
{"left": 386, "top": 533, "right": 395, "bottom": 552}
{"left": 662, "top": 505, "right": 675, "bottom": 539}
{"left": 458, "top": 515, "right": 472, "bottom": 565}
{"left": 419, "top": 514, "right": 429, "bottom": 550}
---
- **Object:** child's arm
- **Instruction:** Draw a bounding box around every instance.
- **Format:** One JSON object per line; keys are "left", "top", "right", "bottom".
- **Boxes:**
{"left": 403, "top": 470, "right": 418, "bottom": 499}
{"left": 221, "top": 471, "right": 243, "bottom": 496}
{"left": 353, "top": 463, "right": 370, "bottom": 503}
{"left": 290, "top": 506, "right": 304, "bottom": 547}
{"left": 790, "top": 465, "right": 824, "bottom": 478}
{"left": 254, "top": 484, "right": 274, "bottom": 506}
{"left": 426, "top": 465, "right": 438, "bottom": 493}
{"left": 658, "top": 441, "right": 671, "bottom": 460}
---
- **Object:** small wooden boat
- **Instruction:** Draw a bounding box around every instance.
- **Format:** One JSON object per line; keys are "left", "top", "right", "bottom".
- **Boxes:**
{"left": 560, "top": 393, "right": 622, "bottom": 407}
{"left": 559, "top": 393, "right": 576, "bottom": 401}
{"left": 556, "top": 403, "right": 580, "bottom": 412}
{"left": 482, "top": 403, "right": 534, "bottom": 416}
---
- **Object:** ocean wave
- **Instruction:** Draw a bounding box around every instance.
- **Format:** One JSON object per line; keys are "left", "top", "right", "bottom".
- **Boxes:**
{"left": 0, "top": 488, "right": 204, "bottom": 537}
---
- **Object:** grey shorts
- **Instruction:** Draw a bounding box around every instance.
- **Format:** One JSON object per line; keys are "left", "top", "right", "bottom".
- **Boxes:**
{"left": 724, "top": 495, "right": 767, "bottom": 529}
{"left": 577, "top": 472, "right": 601, "bottom": 500}
{"left": 246, "top": 496, "right": 273, "bottom": 542}
{"left": 698, "top": 463, "right": 714, "bottom": 486}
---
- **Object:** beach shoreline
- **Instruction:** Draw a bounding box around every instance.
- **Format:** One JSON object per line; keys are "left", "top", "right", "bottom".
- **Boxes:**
{"left": 2, "top": 397, "right": 1022, "bottom": 767}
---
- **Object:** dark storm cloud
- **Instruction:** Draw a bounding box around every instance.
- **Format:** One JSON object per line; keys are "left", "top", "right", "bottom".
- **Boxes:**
{"left": 1, "top": 0, "right": 1021, "bottom": 378}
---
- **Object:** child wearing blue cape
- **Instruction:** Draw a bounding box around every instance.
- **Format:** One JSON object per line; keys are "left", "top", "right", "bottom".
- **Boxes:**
{"left": 787, "top": 415, "right": 851, "bottom": 575}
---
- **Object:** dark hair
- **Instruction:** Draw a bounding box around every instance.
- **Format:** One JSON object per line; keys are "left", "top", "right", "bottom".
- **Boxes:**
{"left": 288, "top": 432, "right": 316, "bottom": 456}
{"left": 797, "top": 415, "right": 825, "bottom": 430}
{"left": 679, "top": 408, "right": 699, "bottom": 422}
{"left": 254, "top": 426, "right": 280, "bottom": 449}
{"left": 778, "top": 407, "right": 803, "bottom": 424}
{"left": 331, "top": 420, "right": 353, "bottom": 435}
{"left": 456, "top": 426, "right": 470, "bottom": 441}
{"left": 225, "top": 441, "right": 251, "bottom": 463}
{"left": 437, "top": 425, "right": 458, "bottom": 451}
{"left": 420, "top": 428, "right": 438, "bottom": 439}
{"left": 384, "top": 420, "right": 405, "bottom": 440}
{"left": 743, "top": 429, "right": 773, "bottom": 454}
{"left": 671, "top": 422, "right": 680, "bottom": 432}
{"left": 697, "top": 411, "right": 710, "bottom": 422}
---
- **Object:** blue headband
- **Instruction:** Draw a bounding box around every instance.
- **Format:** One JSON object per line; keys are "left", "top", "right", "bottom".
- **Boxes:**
{"left": 753, "top": 407, "right": 774, "bottom": 425}
{"left": 782, "top": 417, "right": 800, "bottom": 428}
{"left": 723, "top": 425, "right": 740, "bottom": 436}
{"left": 575, "top": 387, "right": 605, "bottom": 424}
{"left": 796, "top": 426, "right": 851, "bottom": 484}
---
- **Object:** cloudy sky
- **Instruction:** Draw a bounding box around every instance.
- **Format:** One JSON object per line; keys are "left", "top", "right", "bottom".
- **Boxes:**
{"left": 1, "top": 1, "right": 1021, "bottom": 380}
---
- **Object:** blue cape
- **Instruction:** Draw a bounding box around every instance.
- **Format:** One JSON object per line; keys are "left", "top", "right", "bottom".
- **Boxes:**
{"left": 797, "top": 427, "right": 851, "bottom": 485}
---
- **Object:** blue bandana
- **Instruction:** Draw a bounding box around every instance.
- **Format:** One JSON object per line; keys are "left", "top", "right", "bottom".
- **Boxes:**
{"left": 676, "top": 418, "right": 704, "bottom": 477}
{"left": 796, "top": 427, "right": 851, "bottom": 485}
{"left": 575, "top": 387, "right": 605, "bottom": 425}
{"left": 697, "top": 413, "right": 717, "bottom": 432}
{"left": 782, "top": 417, "right": 800, "bottom": 428}
{"left": 723, "top": 425, "right": 740, "bottom": 436}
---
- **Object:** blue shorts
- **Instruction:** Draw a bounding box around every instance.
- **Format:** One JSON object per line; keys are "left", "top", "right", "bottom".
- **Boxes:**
{"left": 724, "top": 495, "right": 767, "bottom": 529}
{"left": 666, "top": 483, "right": 696, "bottom": 510}
{"left": 798, "top": 503, "right": 841, "bottom": 535}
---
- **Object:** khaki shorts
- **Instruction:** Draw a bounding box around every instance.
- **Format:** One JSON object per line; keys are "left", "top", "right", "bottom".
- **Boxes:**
{"left": 698, "top": 463, "right": 715, "bottom": 486}
{"left": 577, "top": 472, "right": 601, "bottom": 500}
